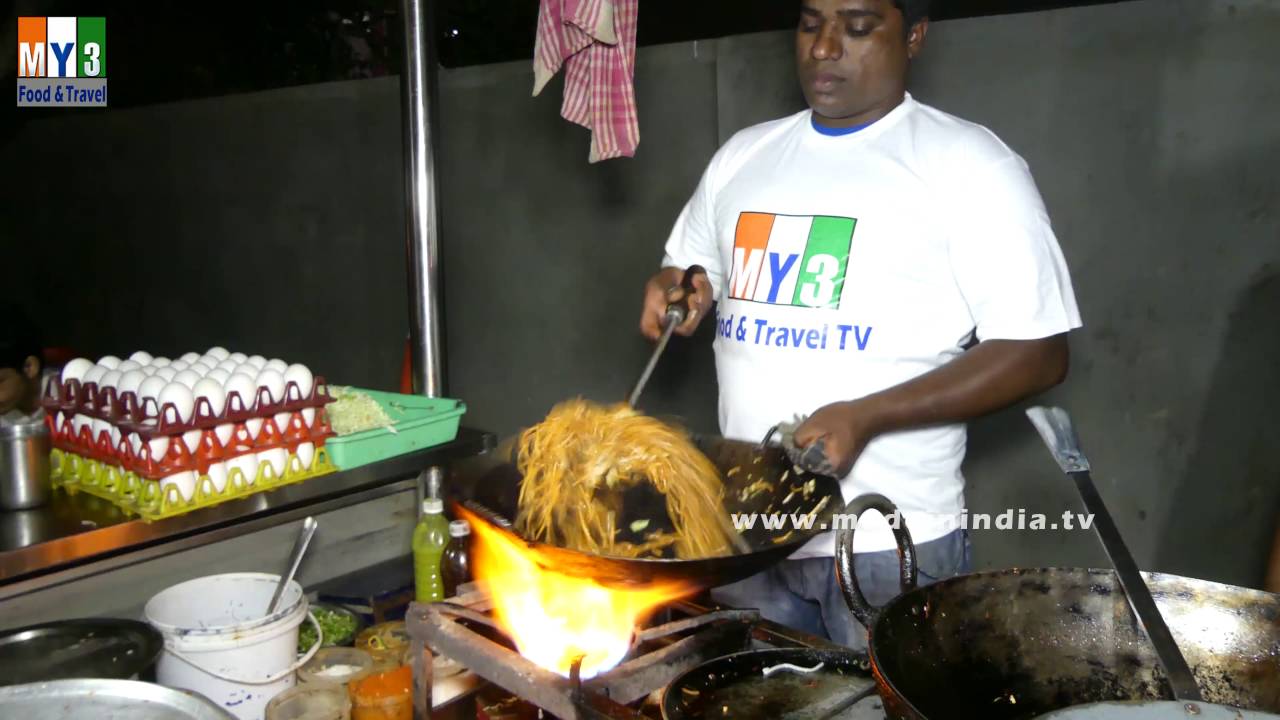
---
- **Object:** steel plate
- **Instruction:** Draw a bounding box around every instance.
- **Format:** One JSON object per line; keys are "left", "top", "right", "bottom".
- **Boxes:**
{"left": 0, "top": 679, "right": 235, "bottom": 719}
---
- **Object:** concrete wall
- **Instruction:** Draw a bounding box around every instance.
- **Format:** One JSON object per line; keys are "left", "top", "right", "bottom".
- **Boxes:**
{"left": 4, "top": 0, "right": 1278, "bottom": 605}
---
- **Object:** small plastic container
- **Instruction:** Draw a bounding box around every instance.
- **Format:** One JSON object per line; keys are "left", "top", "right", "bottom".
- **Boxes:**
{"left": 349, "top": 664, "right": 413, "bottom": 720}
{"left": 265, "top": 684, "right": 351, "bottom": 720}
{"left": 298, "top": 646, "right": 375, "bottom": 688}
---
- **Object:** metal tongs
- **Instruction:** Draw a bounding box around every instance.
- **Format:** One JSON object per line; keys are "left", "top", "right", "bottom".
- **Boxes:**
{"left": 626, "top": 265, "right": 706, "bottom": 408}
{"left": 1027, "top": 406, "right": 1203, "bottom": 702}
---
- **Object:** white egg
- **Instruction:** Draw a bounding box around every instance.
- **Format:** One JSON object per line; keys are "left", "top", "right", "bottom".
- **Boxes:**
{"left": 273, "top": 412, "right": 294, "bottom": 435}
{"left": 302, "top": 408, "right": 316, "bottom": 428}
{"left": 179, "top": 352, "right": 202, "bottom": 364}
{"left": 245, "top": 355, "right": 267, "bottom": 370}
{"left": 264, "top": 358, "right": 288, "bottom": 375}
{"left": 82, "top": 364, "right": 108, "bottom": 388}
{"left": 110, "top": 425, "right": 123, "bottom": 449}
{"left": 147, "top": 435, "right": 170, "bottom": 461}
{"left": 91, "top": 418, "right": 112, "bottom": 443}
{"left": 233, "top": 363, "right": 259, "bottom": 378}
{"left": 137, "top": 376, "right": 169, "bottom": 416}
{"left": 182, "top": 429, "right": 203, "bottom": 453}
{"left": 226, "top": 453, "right": 260, "bottom": 485}
{"left": 158, "top": 382, "right": 196, "bottom": 424}
{"left": 162, "top": 470, "right": 198, "bottom": 502}
{"left": 99, "top": 369, "right": 123, "bottom": 391}
{"left": 216, "top": 359, "right": 241, "bottom": 373}
{"left": 154, "top": 367, "right": 178, "bottom": 382}
{"left": 255, "top": 369, "right": 286, "bottom": 406}
{"left": 245, "top": 418, "right": 264, "bottom": 439}
{"left": 257, "top": 448, "right": 288, "bottom": 479}
{"left": 61, "top": 358, "right": 94, "bottom": 385}
{"left": 173, "top": 370, "right": 203, "bottom": 389}
{"left": 150, "top": 357, "right": 171, "bottom": 368}
{"left": 294, "top": 442, "right": 316, "bottom": 472}
{"left": 118, "top": 370, "right": 147, "bottom": 397}
{"left": 189, "top": 362, "right": 214, "bottom": 376}
{"left": 206, "top": 347, "right": 230, "bottom": 362}
{"left": 169, "top": 360, "right": 189, "bottom": 372}
{"left": 282, "top": 364, "right": 314, "bottom": 402}
{"left": 192, "top": 378, "right": 227, "bottom": 418}
{"left": 228, "top": 352, "right": 248, "bottom": 364}
{"left": 206, "top": 461, "right": 229, "bottom": 493}
{"left": 97, "top": 355, "right": 122, "bottom": 370}
{"left": 128, "top": 351, "right": 154, "bottom": 365}
{"left": 205, "top": 368, "right": 231, "bottom": 386}
{"left": 72, "top": 413, "right": 93, "bottom": 439}
{"left": 214, "top": 424, "right": 235, "bottom": 448}
{"left": 223, "top": 373, "right": 258, "bottom": 413}
{"left": 117, "top": 360, "right": 143, "bottom": 373}
{"left": 141, "top": 365, "right": 157, "bottom": 376}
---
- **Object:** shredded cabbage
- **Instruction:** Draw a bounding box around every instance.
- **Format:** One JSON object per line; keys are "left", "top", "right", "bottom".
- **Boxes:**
{"left": 327, "top": 386, "right": 397, "bottom": 436}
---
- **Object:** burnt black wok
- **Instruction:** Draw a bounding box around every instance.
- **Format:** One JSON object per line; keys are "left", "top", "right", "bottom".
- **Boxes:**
{"left": 445, "top": 432, "right": 842, "bottom": 591}
{"left": 834, "top": 495, "right": 1280, "bottom": 720}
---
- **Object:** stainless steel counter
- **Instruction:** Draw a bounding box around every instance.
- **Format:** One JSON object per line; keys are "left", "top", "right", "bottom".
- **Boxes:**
{"left": 0, "top": 427, "right": 494, "bottom": 600}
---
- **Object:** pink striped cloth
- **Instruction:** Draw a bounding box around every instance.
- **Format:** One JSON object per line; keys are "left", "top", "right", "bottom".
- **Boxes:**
{"left": 533, "top": 0, "right": 640, "bottom": 163}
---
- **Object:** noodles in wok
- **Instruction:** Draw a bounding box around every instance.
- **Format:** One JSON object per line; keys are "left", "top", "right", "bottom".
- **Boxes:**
{"left": 514, "top": 399, "right": 734, "bottom": 559}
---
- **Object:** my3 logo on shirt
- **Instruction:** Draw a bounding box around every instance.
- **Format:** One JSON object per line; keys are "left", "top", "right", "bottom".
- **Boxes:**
{"left": 728, "top": 212, "right": 855, "bottom": 309}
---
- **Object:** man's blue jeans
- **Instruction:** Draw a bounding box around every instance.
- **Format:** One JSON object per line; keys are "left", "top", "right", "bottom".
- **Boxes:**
{"left": 709, "top": 529, "right": 972, "bottom": 651}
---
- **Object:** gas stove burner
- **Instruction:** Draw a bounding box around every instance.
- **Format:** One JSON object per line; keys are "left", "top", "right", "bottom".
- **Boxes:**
{"left": 406, "top": 590, "right": 888, "bottom": 720}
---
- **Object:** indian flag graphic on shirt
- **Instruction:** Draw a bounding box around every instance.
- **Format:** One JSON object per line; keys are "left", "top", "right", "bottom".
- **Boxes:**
{"left": 728, "top": 212, "right": 856, "bottom": 309}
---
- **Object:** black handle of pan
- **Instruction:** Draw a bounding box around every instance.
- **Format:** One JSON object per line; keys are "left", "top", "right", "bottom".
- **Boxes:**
{"left": 835, "top": 493, "right": 918, "bottom": 628}
{"left": 664, "top": 264, "right": 707, "bottom": 327}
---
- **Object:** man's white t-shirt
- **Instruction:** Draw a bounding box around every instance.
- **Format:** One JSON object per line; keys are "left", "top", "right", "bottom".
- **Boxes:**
{"left": 662, "top": 94, "right": 1083, "bottom": 556}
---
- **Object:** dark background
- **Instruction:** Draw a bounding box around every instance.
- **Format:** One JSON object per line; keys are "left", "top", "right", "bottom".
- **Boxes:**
{"left": 5, "top": 1, "right": 1134, "bottom": 109}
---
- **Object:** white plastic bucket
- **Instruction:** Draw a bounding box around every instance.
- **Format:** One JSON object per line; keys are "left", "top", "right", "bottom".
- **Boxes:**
{"left": 144, "top": 572, "right": 321, "bottom": 720}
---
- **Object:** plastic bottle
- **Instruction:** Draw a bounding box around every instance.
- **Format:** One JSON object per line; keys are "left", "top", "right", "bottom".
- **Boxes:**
{"left": 412, "top": 498, "right": 450, "bottom": 603}
{"left": 441, "top": 520, "right": 472, "bottom": 598}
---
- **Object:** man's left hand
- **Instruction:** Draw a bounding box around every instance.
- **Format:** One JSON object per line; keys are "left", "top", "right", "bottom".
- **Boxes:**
{"left": 792, "top": 400, "right": 880, "bottom": 478}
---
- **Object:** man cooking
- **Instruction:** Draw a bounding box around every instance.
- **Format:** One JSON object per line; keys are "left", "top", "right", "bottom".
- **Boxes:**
{"left": 639, "top": 0, "right": 1082, "bottom": 649}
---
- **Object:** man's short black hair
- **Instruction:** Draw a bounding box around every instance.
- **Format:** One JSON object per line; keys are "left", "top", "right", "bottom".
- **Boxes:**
{"left": 894, "top": 0, "right": 931, "bottom": 28}
{"left": 0, "top": 304, "right": 42, "bottom": 373}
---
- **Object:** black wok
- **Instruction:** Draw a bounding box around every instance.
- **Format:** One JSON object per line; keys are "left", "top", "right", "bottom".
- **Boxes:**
{"left": 445, "top": 431, "right": 841, "bottom": 591}
{"left": 662, "top": 647, "right": 877, "bottom": 720}
{"left": 834, "top": 495, "right": 1280, "bottom": 720}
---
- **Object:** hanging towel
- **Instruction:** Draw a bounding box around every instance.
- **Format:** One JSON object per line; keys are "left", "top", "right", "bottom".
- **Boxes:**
{"left": 533, "top": 0, "right": 640, "bottom": 162}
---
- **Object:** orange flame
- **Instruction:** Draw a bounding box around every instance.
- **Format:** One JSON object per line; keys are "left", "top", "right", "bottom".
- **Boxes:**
{"left": 460, "top": 507, "right": 693, "bottom": 679}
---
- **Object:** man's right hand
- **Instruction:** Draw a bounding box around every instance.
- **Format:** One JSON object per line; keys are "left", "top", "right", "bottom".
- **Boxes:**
{"left": 640, "top": 266, "right": 714, "bottom": 341}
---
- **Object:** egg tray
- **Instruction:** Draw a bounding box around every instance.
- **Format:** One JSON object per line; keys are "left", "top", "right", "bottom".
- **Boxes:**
{"left": 50, "top": 445, "right": 337, "bottom": 522}
{"left": 40, "top": 376, "right": 336, "bottom": 439}
{"left": 47, "top": 409, "right": 334, "bottom": 482}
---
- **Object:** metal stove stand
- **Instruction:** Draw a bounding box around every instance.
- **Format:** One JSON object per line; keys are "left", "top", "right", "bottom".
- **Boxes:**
{"left": 407, "top": 589, "right": 882, "bottom": 720}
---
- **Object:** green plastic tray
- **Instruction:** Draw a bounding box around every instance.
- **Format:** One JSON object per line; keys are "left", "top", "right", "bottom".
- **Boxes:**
{"left": 324, "top": 389, "right": 467, "bottom": 470}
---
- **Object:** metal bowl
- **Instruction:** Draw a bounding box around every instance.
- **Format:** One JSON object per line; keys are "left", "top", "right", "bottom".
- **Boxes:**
{"left": 298, "top": 603, "right": 365, "bottom": 653}
{"left": 0, "top": 619, "right": 162, "bottom": 685}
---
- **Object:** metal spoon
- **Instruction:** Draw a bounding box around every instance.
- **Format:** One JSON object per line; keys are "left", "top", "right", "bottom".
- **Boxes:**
{"left": 268, "top": 516, "right": 318, "bottom": 615}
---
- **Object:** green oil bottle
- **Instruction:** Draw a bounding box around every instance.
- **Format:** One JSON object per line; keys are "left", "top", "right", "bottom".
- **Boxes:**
{"left": 413, "top": 498, "right": 451, "bottom": 603}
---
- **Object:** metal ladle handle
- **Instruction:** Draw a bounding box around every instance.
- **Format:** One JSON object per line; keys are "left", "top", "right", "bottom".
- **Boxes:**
{"left": 1026, "top": 406, "right": 1202, "bottom": 702}
{"left": 269, "top": 516, "right": 318, "bottom": 615}
{"left": 626, "top": 265, "right": 707, "bottom": 408}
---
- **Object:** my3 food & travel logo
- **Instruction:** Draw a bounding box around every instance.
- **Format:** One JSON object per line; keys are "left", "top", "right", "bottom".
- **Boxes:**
{"left": 726, "top": 212, "right": 855, "bottom": 310}
{"left": 17, "top": 16, "right": 108, "bottom": 107}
